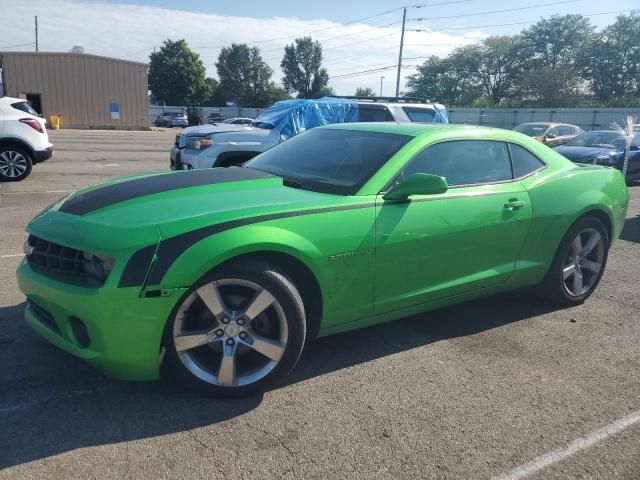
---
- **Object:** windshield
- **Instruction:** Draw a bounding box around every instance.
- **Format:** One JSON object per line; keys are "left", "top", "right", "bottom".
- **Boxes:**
{"left": 514, "top": 124, "right": 548, "bottom": 136}
{"left": 246, "top": 128, "right": 412, "bottom": 195}
{"left": 565, "top": 131, "right": 626, "bottom": 148}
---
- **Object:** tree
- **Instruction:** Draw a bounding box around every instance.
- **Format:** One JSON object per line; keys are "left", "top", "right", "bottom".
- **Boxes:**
{"left": 476, "top": 36, "right": 528, "bottom": 105}
{"left": 516, "top": 66, "right": 585, "bottom": 107}
{"left": 523, "top": 15, "right": 595, "bottom": 69}
{"left": 216, "top": 44, "right": 276, "bottom": 107}
{"left": 281, "top": 37, "right": 330, "bottom": 98}
{"left": 202, "top": 78, "right": 220, "bottom": 107}
{"left": 149, "top": 39, "right": 212, "bottom": 106}
{"left": 406, "top": 45, "right": 482, "bottom": 105}
{"left": 354, "top": 87, "right": 376, "bottom": 97}
{"left": 580, "top": 11, "right": 640, "bottom": 101}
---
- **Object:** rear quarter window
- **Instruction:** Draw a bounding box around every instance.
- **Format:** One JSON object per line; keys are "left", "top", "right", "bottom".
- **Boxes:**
{"left": 11, "top": 101, "right": 38, "bottom": 116}
{"left": 402, "top": 107, "right": 435, "bottom": 123}
{"left": 509, "top": 144, "right": 545, "bottom": 178}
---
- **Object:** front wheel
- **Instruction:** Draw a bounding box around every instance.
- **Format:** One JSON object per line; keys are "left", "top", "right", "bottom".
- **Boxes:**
{"left": 0, "top": 147, "right": 33, "bottom": 182}
{"left": 163, "top": 262, "right": 306, "bottom": 396}
{"left": 539, "top": 216, "right": 609, "bottom": 305}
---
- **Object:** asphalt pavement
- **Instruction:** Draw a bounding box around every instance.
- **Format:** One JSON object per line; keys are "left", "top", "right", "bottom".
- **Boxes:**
{"left": 1, "top": 129, "right": 639, "bottom": 479}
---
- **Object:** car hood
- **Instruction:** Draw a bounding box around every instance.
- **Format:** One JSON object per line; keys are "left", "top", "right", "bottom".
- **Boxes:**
{"left": 553, "top": 145, "right": 622, "bottom": 161}
{"left": 26, "top": 167, "right": 346, "bottom": 254}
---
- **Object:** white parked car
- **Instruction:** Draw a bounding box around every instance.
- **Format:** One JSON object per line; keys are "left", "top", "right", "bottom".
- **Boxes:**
{"left": 222, "top": 117, "right": 254, "bottom": 125}
{"left": 0, "top": 96, "right": 54, "bottom": 181}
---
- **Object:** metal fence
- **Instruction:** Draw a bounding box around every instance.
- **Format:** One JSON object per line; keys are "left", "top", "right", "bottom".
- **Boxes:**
{"left": 149, "top": 105, "right": 640, "bottom": 131}
{"left": 447, "top": 108, "right": 640, "bottom": 131}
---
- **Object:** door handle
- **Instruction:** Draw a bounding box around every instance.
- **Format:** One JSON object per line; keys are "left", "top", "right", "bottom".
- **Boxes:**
{"left": 504, "top": 199, "right": 525, "bottom": 211}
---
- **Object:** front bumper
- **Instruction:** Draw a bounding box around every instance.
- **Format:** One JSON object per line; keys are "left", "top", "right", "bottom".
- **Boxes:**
{"left": 16, "top": 260, "right": 183, "bottom": 381}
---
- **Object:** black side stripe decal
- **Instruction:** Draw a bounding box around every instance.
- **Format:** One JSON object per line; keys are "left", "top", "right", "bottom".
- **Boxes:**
{"left": 118, "top": 191, "right": 507, "bottom": 288}
{"left": 60, "top": 167, "right": 274, "bottom": 216}
{"left": 119, "top": 202, "right": 376, "bottom": 288}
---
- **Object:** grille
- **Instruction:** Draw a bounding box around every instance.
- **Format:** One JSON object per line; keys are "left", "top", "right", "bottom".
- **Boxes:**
{"left": 26, "top": 235, "right": 104, "bottom": 285}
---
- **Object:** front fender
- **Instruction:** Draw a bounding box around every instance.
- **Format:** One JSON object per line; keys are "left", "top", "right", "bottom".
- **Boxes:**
{"left": 158, "top": 224, "right": 327, "bottom": 291}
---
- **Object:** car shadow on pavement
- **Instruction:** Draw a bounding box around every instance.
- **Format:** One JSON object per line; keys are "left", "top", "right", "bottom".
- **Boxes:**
{"left": 619, "top": 214, "right": 639, "bottom": 244}
{"left": 0, "top": 290, "right": 559, "bottom": 469}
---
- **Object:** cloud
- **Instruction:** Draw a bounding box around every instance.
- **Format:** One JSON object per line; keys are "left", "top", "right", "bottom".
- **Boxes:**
{"left": 0, "top": 0, "right": 482, "bottom": 97}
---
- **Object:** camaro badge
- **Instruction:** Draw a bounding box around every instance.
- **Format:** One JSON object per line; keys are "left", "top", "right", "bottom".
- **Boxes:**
{"left": 329, "top": 249, "right": 371, "bottom": 261}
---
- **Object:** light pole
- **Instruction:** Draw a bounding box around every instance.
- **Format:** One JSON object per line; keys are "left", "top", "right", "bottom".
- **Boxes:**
{"left": 380, "top": 76, "right": 384, "bottom": 97}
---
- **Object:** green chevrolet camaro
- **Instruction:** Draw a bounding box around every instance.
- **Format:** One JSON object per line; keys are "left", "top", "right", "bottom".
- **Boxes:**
{"left": 17, "top": 123, "right": 628, "bottom": 396}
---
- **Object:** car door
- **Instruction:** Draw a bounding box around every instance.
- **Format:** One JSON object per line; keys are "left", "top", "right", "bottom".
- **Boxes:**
{"left": 373, "top": 139, "right": 533, "bottom": 314}
{"left": 544, "top": 126, "right": 562, "bottom": 146}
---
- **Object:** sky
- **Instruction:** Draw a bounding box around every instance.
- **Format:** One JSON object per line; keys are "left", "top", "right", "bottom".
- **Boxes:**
{"left": 0, "top": 0, "right": 637, "bottom": 97}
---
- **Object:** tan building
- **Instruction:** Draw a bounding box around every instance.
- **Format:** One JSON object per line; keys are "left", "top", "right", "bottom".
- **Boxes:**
{"left": 0, "top": 52, "right": 148, "bottom": 129}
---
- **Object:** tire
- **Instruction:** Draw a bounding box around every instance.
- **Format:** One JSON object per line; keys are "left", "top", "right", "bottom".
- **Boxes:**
{"left": 539, "top": 215, "right": 609, "bottom": 306}
{"left": 163, "top": 261, "right": 306, "bottom": 397}
{"left": 0, "top": 146, "right": 33, "bottom": 182}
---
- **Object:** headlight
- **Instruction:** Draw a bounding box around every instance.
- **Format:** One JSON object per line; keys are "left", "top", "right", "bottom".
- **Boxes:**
{"left": 186, "top": 137, "right": 214, "bottom": 150}
{"left": 82, "top": 252, "right": 115, "bottom": 281}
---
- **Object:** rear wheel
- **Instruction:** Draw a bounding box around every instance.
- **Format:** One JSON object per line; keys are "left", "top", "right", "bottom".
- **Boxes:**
{"left": 163, "top": 262, "right": 306, "bottom": 396}
{"left": 539, "top": 216, "right": 609, "bottom": 305}
{"left": 0, "top": 146, "right": 33, "bottom": 181}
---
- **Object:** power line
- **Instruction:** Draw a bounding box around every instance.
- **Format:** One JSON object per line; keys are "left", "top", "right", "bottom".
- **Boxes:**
{"left": 0, "top": 42, "right": 36, "bottom": 49}
{"left": 409, "top": 0, "right": 580, "bottom": 22}
{"left": 407, "top": 9, "right": 635, "bottom": 32}
{"left": 193, "top": 7, "right": 404, "bottom": 50}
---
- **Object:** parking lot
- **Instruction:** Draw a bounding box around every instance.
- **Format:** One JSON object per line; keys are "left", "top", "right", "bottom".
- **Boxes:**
{"left": 1, "top": 129, "right": 639, "bottom": 479}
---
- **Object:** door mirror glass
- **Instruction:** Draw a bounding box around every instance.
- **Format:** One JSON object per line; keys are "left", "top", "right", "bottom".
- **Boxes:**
{"left": 545, "top": 133, "right": 556, "bottom": 140}
{"left": 383, "top": 173, "right": 448, "bottom": 200}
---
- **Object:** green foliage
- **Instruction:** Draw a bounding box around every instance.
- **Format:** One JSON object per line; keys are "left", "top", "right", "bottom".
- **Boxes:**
{"left": 406, "top": 11, "right": 640, "bottom": 107}
{"left": 354, "top": 87, "right": 376, "bottom": 97}
{"left": 215, "top": 44, "right": 277, "bottom": 107}
{"left": 281, "top": 37, "right": 330, "bottom": 98}
{"left": 522, "top": 14, "right": 595, "bottom": 69}
{"left": 149, "top": 39, "right": 212, "bottom": 106}
{"left": 580, "top": 11, "right": 640, "bottom": 101}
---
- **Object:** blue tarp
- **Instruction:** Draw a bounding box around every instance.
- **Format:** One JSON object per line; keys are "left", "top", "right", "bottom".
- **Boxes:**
{"left": 254, "top": 98, "right": 359, "bottom": 140}
{"left": 253, "top": 97, "right": 449, "bottom": 139}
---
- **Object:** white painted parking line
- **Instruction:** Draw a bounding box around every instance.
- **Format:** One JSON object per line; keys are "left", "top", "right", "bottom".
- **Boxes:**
{"left": 494, "top": 410, "right": 640, "bottom": 480}
{"left": 1, "top": 253, "right": 25, "bottom": 259}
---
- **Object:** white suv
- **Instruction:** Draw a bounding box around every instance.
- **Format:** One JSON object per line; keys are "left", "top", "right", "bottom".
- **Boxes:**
{"left": 0, "top": 96, "right": 54, "bottom": 181}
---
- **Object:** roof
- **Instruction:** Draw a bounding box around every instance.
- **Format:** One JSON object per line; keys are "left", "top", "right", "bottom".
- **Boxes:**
{"left": 0, "top": 51, "right": 148, "bottom": 67}
{"left": 325, "top": 122, "right": 487, "bottom": 136}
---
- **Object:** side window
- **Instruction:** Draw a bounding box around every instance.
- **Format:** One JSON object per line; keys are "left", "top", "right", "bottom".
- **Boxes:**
{"left": 358, "top": 106, "right": 393, "bottom": 122}
{"left": 402, "top": 107, "right": 435, "bottom": 123}
{"left": 558, "top": 126, "right": 573, "bottom": 136}
{"left": 509, "top": 144, "right": 545, "bottom": 178}
{"left": 546, "top": 126, "right": 560, "bottom": 136}
{"left": 399, "top": 140, "right": 512, "bottom": 187}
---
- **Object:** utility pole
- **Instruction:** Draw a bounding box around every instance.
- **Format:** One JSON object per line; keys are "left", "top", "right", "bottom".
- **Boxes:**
{"left": 395, "top": 7, "right": 406, "bottom": 97}
{"left": 35, "top": 16, "right": 39, "bottom": 52}
{"left": 380, "top": 76, "right": 384, "bottom": 96}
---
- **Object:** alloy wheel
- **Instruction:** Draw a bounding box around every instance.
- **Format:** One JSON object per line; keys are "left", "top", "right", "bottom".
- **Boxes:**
{"left": 0, "top": 150, "right": 28, "bottom": 178}
{"left": 562, "top": 227, "right": 604, "bottom": 297}
{"left": 172, "top": 279, "right": 288, "bottom": 388}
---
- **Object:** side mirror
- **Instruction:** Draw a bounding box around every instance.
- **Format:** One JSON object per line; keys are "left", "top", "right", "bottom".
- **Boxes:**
{"left": 545, "top": 133, "right": 556, "bottom": 140}
{"left": 383, "top": 173, "right": 448, "bottom": 201}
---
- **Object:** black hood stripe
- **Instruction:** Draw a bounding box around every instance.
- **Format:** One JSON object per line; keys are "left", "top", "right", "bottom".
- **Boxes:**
{"left": 59, "top": 167, "right": 275, "bottom": 216}
{"left": 118, "top": 202, "right": 375, "bottom": 288}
